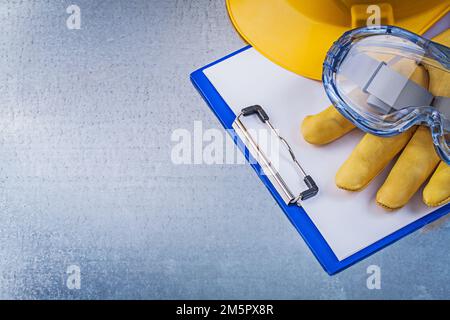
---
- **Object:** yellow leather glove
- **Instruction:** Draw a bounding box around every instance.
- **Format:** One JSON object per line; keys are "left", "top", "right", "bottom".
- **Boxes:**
{"left": 301, "top": 33, "right": 450, "bottom": 210}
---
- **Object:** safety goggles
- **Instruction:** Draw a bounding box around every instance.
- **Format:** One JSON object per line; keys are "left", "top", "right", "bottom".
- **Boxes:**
{"left": 323, "top": 26, "right": 450, "bottom": 164}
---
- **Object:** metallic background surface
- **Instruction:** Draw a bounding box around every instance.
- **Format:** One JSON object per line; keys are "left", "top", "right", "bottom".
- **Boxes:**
{"left": 0, "top": 0, "right": 448, "bottom": 299}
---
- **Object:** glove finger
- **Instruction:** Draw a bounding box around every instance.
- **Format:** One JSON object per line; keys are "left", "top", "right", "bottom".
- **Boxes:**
{"left": 423, "top": 162, "right": 450, "bottom": 207}
{"left": 420, "top": 32, "right": 450, "bottom": 208}
{"left": 336, "top": 128, "right": 415, "bottom": 191}
{"left": 376, "top": 126, "right": 440, "bottom": 210}
{"left": 301, "top": 105, "right": 355, "bottom": 145}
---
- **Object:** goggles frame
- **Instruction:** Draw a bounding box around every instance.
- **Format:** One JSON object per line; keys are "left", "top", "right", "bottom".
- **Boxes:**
{"left": 323, "top": 26, "right": 450, "bottom": 164}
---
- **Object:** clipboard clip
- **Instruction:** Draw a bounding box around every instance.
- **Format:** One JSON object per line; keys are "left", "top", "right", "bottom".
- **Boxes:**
{"left": 233, "top": 105, "right": 318, "bottom": 206}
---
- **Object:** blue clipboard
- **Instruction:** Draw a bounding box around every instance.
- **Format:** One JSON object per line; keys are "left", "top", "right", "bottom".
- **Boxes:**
{"left": 190, "top": 46, "right": 450, "bottom": 275}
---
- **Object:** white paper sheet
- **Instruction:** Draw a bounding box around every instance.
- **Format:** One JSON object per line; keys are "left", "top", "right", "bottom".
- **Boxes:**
{"left": 203, "top": 48, "right": 445, "bottom": 261}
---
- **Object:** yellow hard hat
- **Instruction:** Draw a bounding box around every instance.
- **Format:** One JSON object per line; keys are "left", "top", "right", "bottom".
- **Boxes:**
{"left": 226, "top": 0, "right": 450, "bottom": 80}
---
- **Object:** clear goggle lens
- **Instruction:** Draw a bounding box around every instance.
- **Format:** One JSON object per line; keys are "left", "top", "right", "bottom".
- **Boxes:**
{"left": 323, "top": 26, "right": 450, "bottom": 164}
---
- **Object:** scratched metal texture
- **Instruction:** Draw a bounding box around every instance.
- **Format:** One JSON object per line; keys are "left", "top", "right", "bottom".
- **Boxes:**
{"left": 0, "top": 0, "right": 448, "bottom": 299}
